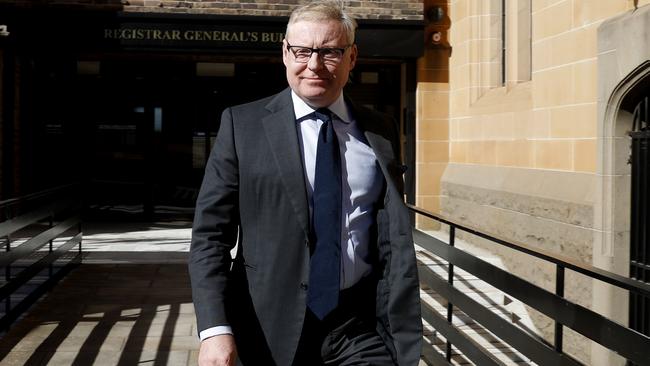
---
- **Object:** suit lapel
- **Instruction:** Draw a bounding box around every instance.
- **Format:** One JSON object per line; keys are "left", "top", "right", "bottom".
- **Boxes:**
{"left": 261, "top": 89, "right": 310, "bottom": 236}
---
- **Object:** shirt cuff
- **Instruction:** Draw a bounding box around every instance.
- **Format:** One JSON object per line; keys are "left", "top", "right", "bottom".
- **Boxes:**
{"left": 199, "top": 326, "right": 233, "bottom": 341}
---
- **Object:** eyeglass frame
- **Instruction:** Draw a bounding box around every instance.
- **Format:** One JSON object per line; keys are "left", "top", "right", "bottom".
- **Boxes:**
{"left": 286, "top": 42, "right": 353, "bottom": 63}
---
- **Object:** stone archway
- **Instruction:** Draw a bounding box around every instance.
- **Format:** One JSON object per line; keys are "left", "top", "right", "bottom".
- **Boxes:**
{"left": 595, "top": 61, "right": 649, "bottom": 276}
{"left": 593, "top": 5, "right": 650, "bottom": 365}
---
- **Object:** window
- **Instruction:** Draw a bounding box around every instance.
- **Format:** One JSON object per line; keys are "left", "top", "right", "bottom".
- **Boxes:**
{"left": 469, "top": 0, "right": 531, "bottom": 101}
{"left": 505, "top": 0, "right": 532, "bottom": 85}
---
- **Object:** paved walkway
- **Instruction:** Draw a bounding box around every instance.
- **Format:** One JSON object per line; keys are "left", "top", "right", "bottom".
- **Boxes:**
{"left": 1, "top": 222, "right": 197, "bottom": 365}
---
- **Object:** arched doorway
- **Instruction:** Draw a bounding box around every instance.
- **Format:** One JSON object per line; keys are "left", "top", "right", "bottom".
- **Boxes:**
{"left": 595, "top": 57, "right": 650, "bottom": 365}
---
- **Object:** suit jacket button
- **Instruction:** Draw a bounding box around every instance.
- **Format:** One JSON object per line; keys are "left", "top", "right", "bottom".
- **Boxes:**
{"left": 300, "top": 283, "right": 308, "bottom": 290}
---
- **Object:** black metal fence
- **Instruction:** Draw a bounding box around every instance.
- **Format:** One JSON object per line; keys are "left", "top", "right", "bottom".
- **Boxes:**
{"left": 410, "top": 204, "right": 650, "bottom": 366}
{"left": 0, "top": 185, "right": 82, "bottom": 330}
{"left": 630, "top": 95, "right": 650, "bottom": 345}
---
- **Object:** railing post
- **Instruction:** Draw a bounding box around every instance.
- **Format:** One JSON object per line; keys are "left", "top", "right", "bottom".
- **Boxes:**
{"left": 78, "top": 222, "right": 82, "bottom": 255}
{"left": 555, "top": 265, "right": 565, "bottom": 353}
{"left": 446, "top": 225, "right": 456, "bottom": 361}
{"left": 5, "top": 234, "right": 10, "bottom": 328}
{"left": 48, "top": 215, "right": 54, "bottom": 277}
{"left": 49, "top": 216, "right": 53, "bottom": 251}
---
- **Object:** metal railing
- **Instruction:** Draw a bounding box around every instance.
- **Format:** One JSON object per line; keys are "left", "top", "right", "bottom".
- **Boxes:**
{"left": 410, "top": 204, "right": 650, "bottom": 366}
{"left": 0, "top": 185, "right": 82, "bottom": 330}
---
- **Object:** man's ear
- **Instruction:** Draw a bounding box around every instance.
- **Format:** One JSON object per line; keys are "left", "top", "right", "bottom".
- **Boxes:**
{"left": 282, "top": 39, "right": 289, "bottom": 67}
{"left": 349, "top": 44, "right": 358, "bottom": 70}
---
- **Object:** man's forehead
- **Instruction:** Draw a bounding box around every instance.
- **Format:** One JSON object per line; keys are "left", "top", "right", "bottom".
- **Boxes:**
{"left": 286, "top": 20, "right": 345, "bottom": 42}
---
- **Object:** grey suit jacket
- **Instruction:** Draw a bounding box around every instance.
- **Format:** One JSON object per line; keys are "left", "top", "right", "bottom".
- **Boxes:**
{"left": 189, "top": 88, "right": 422, "bottom": 366}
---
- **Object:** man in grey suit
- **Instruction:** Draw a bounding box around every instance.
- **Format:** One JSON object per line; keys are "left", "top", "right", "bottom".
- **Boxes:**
{"left": 189, "top": 1, "right": 422, "bottom": 365}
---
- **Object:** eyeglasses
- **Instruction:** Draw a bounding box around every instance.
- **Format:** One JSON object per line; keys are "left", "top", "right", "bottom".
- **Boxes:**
{"left": 286, "top": 42, "right": 351, "bottom": 64}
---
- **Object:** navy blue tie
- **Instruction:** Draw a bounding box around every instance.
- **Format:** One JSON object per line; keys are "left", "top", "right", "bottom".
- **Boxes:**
{"left": 307, "top": 108, "right": 341, "bottom": 320}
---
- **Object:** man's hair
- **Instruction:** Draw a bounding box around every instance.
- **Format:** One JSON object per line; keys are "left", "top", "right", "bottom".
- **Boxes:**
{"left": 286, "top": 0, "right": 358, "bottom": 44}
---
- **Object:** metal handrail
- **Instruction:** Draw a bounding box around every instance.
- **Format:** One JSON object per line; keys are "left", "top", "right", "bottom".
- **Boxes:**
{"left": 0, "top": 186, "right": 82, "bottom": 331}
{"left": 408, "top": 203, "right": 650, "bottom": 298}
{"left": 410, "top": 203, "right": 650, "bottom": 365}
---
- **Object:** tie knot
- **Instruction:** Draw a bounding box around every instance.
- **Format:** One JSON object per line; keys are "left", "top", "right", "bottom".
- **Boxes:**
{"left": 313, "top": 108, "right": 332, "bottom": 122}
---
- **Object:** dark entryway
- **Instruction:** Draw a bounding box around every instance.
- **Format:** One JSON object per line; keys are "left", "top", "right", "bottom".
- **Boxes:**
{"left": 74, "top": 57, "right": 288, "bottom": 220}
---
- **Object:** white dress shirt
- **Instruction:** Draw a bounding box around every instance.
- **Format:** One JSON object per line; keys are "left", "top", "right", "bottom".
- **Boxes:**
{"left": 292, "top": 91, "right": 383, "bottom": 289}
{"left": 199, "top": 91, "right": 383, "bottom": 341}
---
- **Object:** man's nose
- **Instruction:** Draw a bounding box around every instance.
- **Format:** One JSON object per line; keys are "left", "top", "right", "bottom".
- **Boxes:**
{"left": 307, "top": 52, "right": 325, "bottom": 71}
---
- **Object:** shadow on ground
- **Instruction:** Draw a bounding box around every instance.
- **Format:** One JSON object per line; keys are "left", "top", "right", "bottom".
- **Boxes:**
{"left": 0, "top": 263, "right": 199, "bottom": 366}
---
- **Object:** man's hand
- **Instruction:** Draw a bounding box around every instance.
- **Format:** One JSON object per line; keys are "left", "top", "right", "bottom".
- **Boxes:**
{"left": 198, "top": 334, "right": 238, "bottom": 366}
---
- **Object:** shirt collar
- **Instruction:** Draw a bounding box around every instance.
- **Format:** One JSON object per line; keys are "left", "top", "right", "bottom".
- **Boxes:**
{"left": 291, "top": 90, "right": 352, "bottom": 124}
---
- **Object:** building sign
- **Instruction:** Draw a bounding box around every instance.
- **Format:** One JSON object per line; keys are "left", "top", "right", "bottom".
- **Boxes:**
{"left": 102, "top": 24, "right": 285, "bottom": 50}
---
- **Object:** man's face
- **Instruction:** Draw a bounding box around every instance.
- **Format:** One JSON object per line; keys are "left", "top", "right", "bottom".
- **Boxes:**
{"left": 283, "top": 20, "right": 357, "bottom": 108}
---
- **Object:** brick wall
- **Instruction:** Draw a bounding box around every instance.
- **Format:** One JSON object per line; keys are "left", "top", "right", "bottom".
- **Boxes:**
{"left": 0, "top": 0, "right": 423, "bottom": 20}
